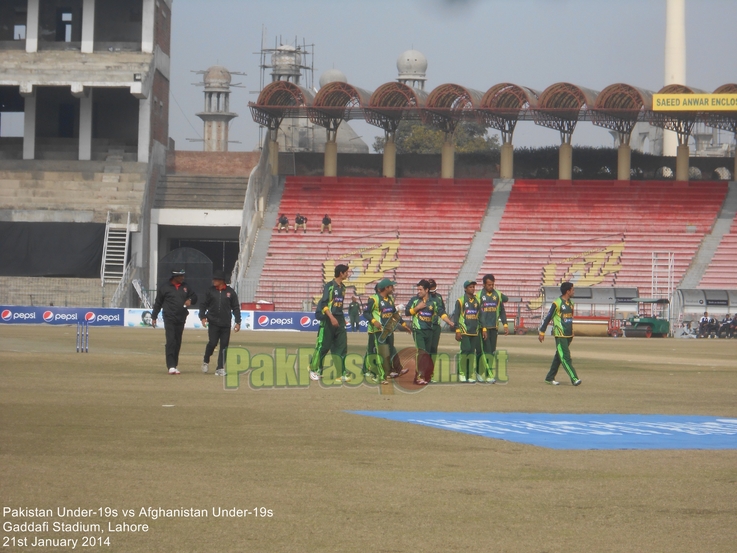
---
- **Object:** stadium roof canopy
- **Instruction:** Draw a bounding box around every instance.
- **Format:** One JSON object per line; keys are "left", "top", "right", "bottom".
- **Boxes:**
{"left": 709, "top": 83, "right": 737, "bottom": 134}
{"left": 592, "top": 83, "right": 653, "bottom": 136}
{"left": 249, "top": 81, "right": 314, "bottom": 130}
{"left": 364, "top": 82, "right": 427, "bottom": 133}
{"left": 308, "top": 82, "right": 372, "bottom": 132}
{"left": 477, "top": 83, "right": 540, "bottom": 143}
{"left": 423, "top": 83, "right": 483, "bottom": 133}
{"left": 533, "top": 82, "right": 600, "bottom": 141}
{"left": 651, "top": 84, "right": 707, "bottom": 144}
{"left": 248, "top": 81, "right": 737, "bottom": 135}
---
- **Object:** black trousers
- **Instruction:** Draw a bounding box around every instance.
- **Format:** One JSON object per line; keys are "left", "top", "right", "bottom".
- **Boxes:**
{"left": 204, "top": 323, "right": 231, "bottom": 369}
{"left": 164, "top": 320, "right": 186, "bottom": 369}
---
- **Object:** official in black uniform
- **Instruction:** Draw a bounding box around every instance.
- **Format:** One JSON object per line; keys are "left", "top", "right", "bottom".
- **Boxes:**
{"left": 199, "top": 270, "right": 241, "bottom": 376}
{"left": 152, "top": 269, "right": 197, "bottom": 374}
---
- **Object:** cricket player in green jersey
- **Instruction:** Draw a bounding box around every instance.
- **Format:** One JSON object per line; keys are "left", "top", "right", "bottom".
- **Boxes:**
{"left": 539, "top": 281, "right": 581, "bottom": 386}
{"left": 428, "top": 278, "right": 447, "bottom": 356}
{"left": 477, "top": 274, "right": 508, "bottom": 383}
{"left": 310, "top": 264, "right": 350, "bottom": 382}
{"left": 406, "top": 279, "right": 454, "bottom": 384}
{"left": 453, "top": 280, "right": 483, "bottom": 382}
{"left": 364, "top": 278, "right": 411, "bottom": 383}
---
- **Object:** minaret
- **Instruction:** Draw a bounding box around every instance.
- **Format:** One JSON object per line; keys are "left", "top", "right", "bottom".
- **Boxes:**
{"left": 396, "top": 49, "right": 427, "bottom": 91}
{"left": 196, "top": 66, "right": 237, "bottom": 152}
{"left": 663, "top": 0, "right": 686, "bottom": 157}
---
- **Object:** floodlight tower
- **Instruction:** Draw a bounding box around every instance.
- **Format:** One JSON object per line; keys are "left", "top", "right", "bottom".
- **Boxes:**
{"left": 663, "top": 0, "right": 686, "bottom": 158}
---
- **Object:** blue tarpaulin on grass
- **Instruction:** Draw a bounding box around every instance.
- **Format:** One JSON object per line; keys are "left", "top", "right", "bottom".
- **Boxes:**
{"left": 351, "top": 411, "right": 737, "bottom": 450}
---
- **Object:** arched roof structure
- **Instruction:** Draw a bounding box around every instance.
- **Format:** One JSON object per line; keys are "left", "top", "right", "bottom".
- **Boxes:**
{"left": 364, "top": 82, "right": 427, "bottom": 133}
{"left": 249, "top": 80, "right": 314, "bottom": 130}
{"left": 651, "top": 84, "right": 706, "bottom": 144}
{"left": 423, "top": 83, "right": 483, "bottom": 134}
{"left": 592, "top": 83, "right": 653, "bottom": 136}
{"left": 534, "top": 82, "right": 599, "bottom": 140}
{"left": 308, "top": 81, "right": 372, "bottom": 132}
{"left": 708, "top": 84, "right": 737, "bottom": 134}
{"left": 477, "top": 83, "right": 540, "bottom": 143}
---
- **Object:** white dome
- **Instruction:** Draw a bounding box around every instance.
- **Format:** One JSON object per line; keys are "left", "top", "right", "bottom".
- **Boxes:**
{"left": 397, "top": 49, "right": 427, "bottom": 78}
{"left": 319, "top": 68, "right": 348, "bottom": 88}
{"left": 203, "top": 65, "right": 231, "bottom": 88}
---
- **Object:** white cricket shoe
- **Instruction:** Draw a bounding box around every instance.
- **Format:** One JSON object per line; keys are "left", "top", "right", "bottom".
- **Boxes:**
{"left": 201, "top": 362, "right": 209, "bottom": 373}
{"left": 215, "top": 368, "right": 225, "bottom": 376}
{"left": 168, "top": 367, "right": 180, "bottom": 375}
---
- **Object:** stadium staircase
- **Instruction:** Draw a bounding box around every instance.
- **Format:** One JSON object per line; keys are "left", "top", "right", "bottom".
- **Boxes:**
{"left": 153, "top": 174, "right": 248, "bottom": 209}
{"left": 697, "top": 182, "right": 737, "bottom": 289}
{"left": 254, "top": 176, "right": 494, "bottom": 311}
{"left": 475, "top": 179, "right": 729, "bottom": 327}
{"left": 238, "top": 176, "right": 286, "bottom": 302}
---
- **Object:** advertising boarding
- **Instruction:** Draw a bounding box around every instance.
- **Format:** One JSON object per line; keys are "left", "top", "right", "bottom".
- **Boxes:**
{"left": 0, "top": 306, "right": 124, "bottom": 326}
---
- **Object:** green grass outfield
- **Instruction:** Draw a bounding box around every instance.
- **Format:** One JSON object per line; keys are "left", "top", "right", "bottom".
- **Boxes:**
{"left": 1, "top": 325, "right": 736, "bottom": 552}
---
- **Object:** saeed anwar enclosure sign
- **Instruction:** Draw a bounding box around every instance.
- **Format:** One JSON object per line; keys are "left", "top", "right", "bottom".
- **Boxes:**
{"left": 653, "top": 94, "right": 737, "bottom": 111}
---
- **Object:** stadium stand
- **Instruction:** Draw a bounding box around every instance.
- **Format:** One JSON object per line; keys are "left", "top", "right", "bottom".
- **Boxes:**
{"left": 477, "top": 179, "right": 729, "bottom": 326}
{"left": 698, "top": 216, "right": 737, "bottom": 289}
{"left": 254, "top": 176, "right": 493, "bottom": 311}
{"left": 0, "top": 158, "right": 148, "bottom": 223}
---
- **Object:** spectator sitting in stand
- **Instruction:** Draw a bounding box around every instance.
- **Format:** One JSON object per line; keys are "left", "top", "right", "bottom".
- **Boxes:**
{"left": 295, "top": 213, "right": 307, "bottom": 233}
{"left": 321, "top": 214, "right": 332, "bottom": 234}
{"left": 719, "top": 314, "right": 734, "bottom": 338}
{"left": 277, "top": 214, "right": 289, "bottom": 233}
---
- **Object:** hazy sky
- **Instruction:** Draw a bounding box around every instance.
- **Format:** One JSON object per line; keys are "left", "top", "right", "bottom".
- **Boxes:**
{"left": 166, "top": 0, "right": 737, "bottom": 151}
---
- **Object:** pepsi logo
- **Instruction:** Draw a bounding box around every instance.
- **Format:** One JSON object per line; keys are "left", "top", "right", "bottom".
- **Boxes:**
{"left": 300, "top": 316, "right": 312, "bottom": 328}
{"left": 258, "top": 315, "right": 269, "bottom": 326}
{"left": 85, "top": 312, "right": 96, "bottom": 322}
{"left": 43, "top": 311, "right": 54, "bottom": 322}
{"left": 1, "top": 309, "right": 11, "bottom": 321}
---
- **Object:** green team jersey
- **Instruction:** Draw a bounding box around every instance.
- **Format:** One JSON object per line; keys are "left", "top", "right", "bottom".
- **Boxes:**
{"left": 477, "top": 289, "right": 508, "bottom": 330}
{"left": 348, "top": 301, "right": 361, "bottom": 317}
{"left": 539, "top": 296, "right": 574, "bottom": 338}
{"left": 429, "top": 291, "right": 447, "bottom": 326}
{"left": 405, "top": 295, "right": 444, "bottom": 330}
{"left": 316, "top": 280, "right": 346, "bottom": 322}
{"left": 364, "top": 293, "right": 403, "bottom": 334}
{"left": 453, "top": 293, "right": 480, "bottom": 336}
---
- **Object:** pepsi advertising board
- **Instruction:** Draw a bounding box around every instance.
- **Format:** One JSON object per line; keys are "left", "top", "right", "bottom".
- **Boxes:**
{"left": 252, "top": 312, "right": 367, "bottom": 332}
{"left": 0, "top": 306, "right": 124, "bottom": 326}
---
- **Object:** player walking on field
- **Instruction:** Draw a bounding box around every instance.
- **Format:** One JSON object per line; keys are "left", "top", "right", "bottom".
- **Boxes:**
{"left": 539, "top": 281, "right": 581, "bottom": 386}
{"left": 310, "top": 264, "right": 350, "bottom": 381}
{"left": 477, "top": 274, "right": 508, "bottom": 383}
{"left": 199, "top": 270, "right": 241, "bottom": 376}
{"left": 151, "top": 269, "right": 197, "bottom": 374}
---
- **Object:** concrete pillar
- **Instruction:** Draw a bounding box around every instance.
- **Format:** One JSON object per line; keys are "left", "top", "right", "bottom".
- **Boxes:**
{"left": 441, "top": 139, "right": 454, "bottom": 179}
{"left": 675, "top": 144, "right": 690, "bottom": 181}
{"left": 25, "top": 0, "right": 40, "bottom": 53}
{"left": 269, "top": 139, "right": 279, "bottom": 176}
{"left": 500, "top": 143, "right": 514, "bottom": 179}
{"left": 617, "top": 143, "right": 631, "bottom": 181}
{"left": 138, "top": 96, "right": 151, "bottom": 163}
{"left": 141, "top": 0, "right": 155, "bottom": 53}
{"left": 22, "top": 91, "right": 36, "bottom": 160}
{"left": 383, "top": 136, "right": 396, "bottom": 178}
{"left": 324, "top": 140, "right": 338, "bottom": 177}
{"left": 663, "top": 0, "right": 686, "bottom": 157}
{"left": 79, "top": 89, "right": 93, "bottom": 160}
{"left": 81, "top": 0, "right": 96, "bottom": 53}
{"left": 148, "top": 222, "right": 158, "bottom": 292}
{"left": 734, "top": 149, "right": 737, "bottom": 182}
{"left": 559, "top": 143, "right": 573, "bottom": 180}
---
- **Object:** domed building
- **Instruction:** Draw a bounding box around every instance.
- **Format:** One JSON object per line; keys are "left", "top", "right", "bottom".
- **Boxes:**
{"left": 396, "top": 49, "right": 427, "bottom": 90}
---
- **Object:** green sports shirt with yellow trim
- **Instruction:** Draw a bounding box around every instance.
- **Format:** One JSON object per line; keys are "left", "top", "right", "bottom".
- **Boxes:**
{"left": 539, "top": 296, "right": 574, "bottom": 338}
